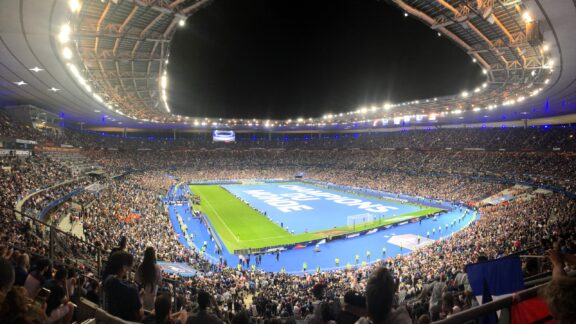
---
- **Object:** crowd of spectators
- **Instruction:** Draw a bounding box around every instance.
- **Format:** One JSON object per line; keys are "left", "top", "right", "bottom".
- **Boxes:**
{"left": 0, "top": 109, "right": 575, "bottom": 323}
{"left": 21, "top": 177, "right": 93, "bottom": 219}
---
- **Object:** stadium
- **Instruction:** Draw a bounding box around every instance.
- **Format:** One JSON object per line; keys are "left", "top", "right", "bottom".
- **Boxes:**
{"left": 0, "top": 0, "right": 575, "bottom": 323}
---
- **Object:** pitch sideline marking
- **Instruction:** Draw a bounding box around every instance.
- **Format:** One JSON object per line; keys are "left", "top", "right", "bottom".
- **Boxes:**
{"left": 201, "top": 190, "right": 239, "bottom": 243}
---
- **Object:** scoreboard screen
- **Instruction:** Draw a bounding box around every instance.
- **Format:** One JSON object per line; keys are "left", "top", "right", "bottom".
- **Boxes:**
{"left": 213, "top": 130, "right": 235, "bottom": 143}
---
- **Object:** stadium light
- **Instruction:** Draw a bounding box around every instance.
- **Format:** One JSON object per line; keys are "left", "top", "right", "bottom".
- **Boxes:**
{"left": 30, "top": 67, "right": 44, "bottom": 73}
{"left": 522, "top": 12, "right": 533, "bottom": 23}
{"left": 69, "top": 0, "right": 81, "bottom": 13}
{"left": 179, "top": 19, "right": 186, "bottom": 27}
{"left": 62, "top": 47, "right": 73, "bottom": 59}
{"left": 542, "top": 44, "right": 549, "bottom": 52}
{"left": 58, "top": 24, "right": 71, "bottom": 43}
{"left": 461, "top": 91, "right": 469, "bottom": 98}
{"left": 404, "top": 12, "right": 408, "bottom": 17}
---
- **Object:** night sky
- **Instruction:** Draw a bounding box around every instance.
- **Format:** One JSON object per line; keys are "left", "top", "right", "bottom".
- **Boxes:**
{"left": 168, "top": 0, "right": 485, "bottom": 120}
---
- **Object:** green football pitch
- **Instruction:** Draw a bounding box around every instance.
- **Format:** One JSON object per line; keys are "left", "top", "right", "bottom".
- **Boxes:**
{"left": 190, "top": 185, "right": 442, "bottom": 253}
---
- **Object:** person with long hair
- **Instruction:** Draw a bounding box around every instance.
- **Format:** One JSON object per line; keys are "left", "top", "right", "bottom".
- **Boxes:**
{"left": 0, "top": 286, "right": 48, "bottom": 323}
{"left": 136, "top": 247, "right": 162, "bottom": 312}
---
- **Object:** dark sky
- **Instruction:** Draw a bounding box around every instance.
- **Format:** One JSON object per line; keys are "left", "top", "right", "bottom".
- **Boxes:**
{"left": 168, "top": 0, "right": 485, "bottom": 120}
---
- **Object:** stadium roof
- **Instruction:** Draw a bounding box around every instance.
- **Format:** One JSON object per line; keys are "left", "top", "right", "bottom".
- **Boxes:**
{"left": 0, "top": 0, "right": 575, "bottom": 130}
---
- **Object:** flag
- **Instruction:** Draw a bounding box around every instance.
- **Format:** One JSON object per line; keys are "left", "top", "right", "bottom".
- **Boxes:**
{"left": 466, "top": 256, "right": 524, "bottom": 324}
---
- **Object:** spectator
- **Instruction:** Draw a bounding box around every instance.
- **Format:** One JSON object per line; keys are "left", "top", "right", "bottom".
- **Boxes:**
{"left": 186, "top": 290, "right": 222, "bottom": 324}
{"left": 231, "top": 310, "right": 250, "bottom": 324}
{"left": 0, "top": 258, "right": 15, "bottom": 303}
{"left": 102, "top": 236, "right": 128, "bottom": 279}
{"left": 142, "top": 293, "right": 187, "bottom": 324}
{"left": 417, "top": 314, "right": 431, "bottom": 324}
{"left": 24, "top": 258, "right": 51, "bottom": 298}
{"left": 336, "top": 291, "right": 366, "bottom": 324}
{"left": 103, "top": 251, "right": 143, "bottom": 321}
{"left": 44, "top": 266, "right": 74, "bottom": 324}
{"left": 359, "top": 267, "right": 410, "bottom": 324}
{"left": 0, "top": 286, "right": 48, "bottom": 323}
{"left": 85, "top": 280, "right": 100, "bottom": 305}
{"left": 13, "top": 253, "right": 29, "bottom": 287}
{"left": 136, "top": 246, "right": 162, "bottom": 311}
{"left": 541, "top": 277, "right": 576, "bottom": 324}
{"left": 110, "top": 236, "right": 128, "bottom": 257}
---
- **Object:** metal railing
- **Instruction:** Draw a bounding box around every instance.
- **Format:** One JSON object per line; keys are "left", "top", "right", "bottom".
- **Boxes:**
{"left": 433, "top": 271, "right": 576, "bottom": 324}
{"left": 2, "top": 207, "right": 102, "bottom": 275}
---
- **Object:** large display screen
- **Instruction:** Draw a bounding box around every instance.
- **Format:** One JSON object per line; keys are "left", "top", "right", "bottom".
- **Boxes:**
{"left": 213, "top": 130, "right": 235, "bottom": 143}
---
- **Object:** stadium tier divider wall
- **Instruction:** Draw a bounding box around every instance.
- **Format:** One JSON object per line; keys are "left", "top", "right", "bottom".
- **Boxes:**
{"left": 39, "top": 187, "right": 85, "bottom": 221}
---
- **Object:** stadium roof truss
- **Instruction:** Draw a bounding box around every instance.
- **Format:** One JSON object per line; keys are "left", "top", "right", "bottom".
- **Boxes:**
{"left": 387, "top": 0, "right": 550, "bottom": 110}
{"left": 70, "top": 0, "right": 211, "bottom": 122}
{"left": 64, "top": 0, "right": 553, "bottom": 126}
{"left": 2, "top": 0, "right": 571, "bottom": 129}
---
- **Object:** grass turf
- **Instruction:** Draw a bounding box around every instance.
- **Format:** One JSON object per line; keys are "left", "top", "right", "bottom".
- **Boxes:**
{"left": 190, "top": 184, "right": 442, "bottom": 253}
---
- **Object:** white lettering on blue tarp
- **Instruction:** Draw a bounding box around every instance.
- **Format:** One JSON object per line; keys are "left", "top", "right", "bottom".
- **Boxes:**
{"left": 242, "top": 185, "right": 399, "bottom": 213}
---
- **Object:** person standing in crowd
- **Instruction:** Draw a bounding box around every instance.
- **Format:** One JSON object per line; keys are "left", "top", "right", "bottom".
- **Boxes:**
{"left": 110, "top": 236, "right": 128, "bottom": 258}
{"left": 356, "top": 267, "right": 411, "bottom": 324}
{"left": 136, "top": 247, "right": 163, "bottom": 312}
{"left": 186, "top": 290, "right": 222, "bottom": 324}
{"left": 103, "top": 251, "right": 144, "bottom": 321}
{"left": 142, "top": 293, "right": 187, "bottom": 324}
{"left": 103, "top": 236, "right": 128, "bottom": 279}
